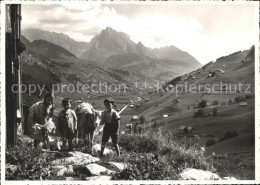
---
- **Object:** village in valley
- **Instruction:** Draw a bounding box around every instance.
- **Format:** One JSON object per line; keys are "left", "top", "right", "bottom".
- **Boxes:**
{"left": 4, "top": 3, "right": 256, "bottom": 181}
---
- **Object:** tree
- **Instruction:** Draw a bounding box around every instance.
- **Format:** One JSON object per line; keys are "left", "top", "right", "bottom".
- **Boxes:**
{"left": 228, "top": 99, "right": 233, "bottom": 105}
{"left": 139, "top": 115, "right": 145, "bottom": 124}
{"left": 198, "top": 100, "right": 207, "bottom": 108}
{"left": 212, "top": 107, "right": 217, "bottom": 116}
{"left": 193, "top": 109, "right": 204, "bottom": 118}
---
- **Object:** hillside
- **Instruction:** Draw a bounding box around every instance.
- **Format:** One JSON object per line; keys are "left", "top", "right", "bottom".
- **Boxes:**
{"left": 31, "top": 40, "right": 77, "bottom": 59}
{"left": 20, "top": 38, "right": 153, "bottom": 106}
{"left": 22, "top": 28, "right": 89, "bottom": 57}
{"left": 165, "top": 47, "right": 255, "bottom": 91}
{"left": 111, "top": 46, "right": 255, "bottom": 179}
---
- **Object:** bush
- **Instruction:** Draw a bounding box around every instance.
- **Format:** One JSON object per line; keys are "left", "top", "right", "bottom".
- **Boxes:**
{"left": 198, "top": 100, "right": 207, "bottom": 108}
{"left": 212, "top": 100, "right": 219, "bottom": 105}
{"left": 139, "top": 115, "right": 145, "bottom": 124}
{"left": 6, "top": 144, "right": 55, "bottom": 180}
{"left": 219, "top": 131, "right": 238, "bottom": 142}
{"left": 193, "top": 109, "right": 204, "bottom": 118}
{"left": 119, "top": 134, "right": 160, "bottom": 153}
{"left": 205, "top": 139, "right": 216, "bottom": 147}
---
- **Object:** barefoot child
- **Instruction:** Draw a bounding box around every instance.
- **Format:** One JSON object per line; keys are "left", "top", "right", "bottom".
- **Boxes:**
{"left": 58, "top": 98, "right": 77, "bottom": 151}
{"left": 100, "top": 99, "right": 120, "bottom": 157}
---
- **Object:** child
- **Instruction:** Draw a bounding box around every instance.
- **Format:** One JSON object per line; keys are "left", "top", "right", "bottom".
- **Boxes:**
{"left": 58, "top": 98, "right": 77, "bottom": 151}
{"left": 100, "top": 98, "right": 120, "bottom": 157}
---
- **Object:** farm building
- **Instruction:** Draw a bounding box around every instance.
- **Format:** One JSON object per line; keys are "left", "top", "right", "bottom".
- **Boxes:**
{"left": 239, "top": 102, "right": 248, "bottom": 107}
{"left": 132, "top": 115, "right": 139, "bottom": 121}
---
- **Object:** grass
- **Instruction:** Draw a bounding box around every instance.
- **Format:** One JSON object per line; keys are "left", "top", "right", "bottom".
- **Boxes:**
{"left": 108, "top": 128, "right": 213, "bottom": 180}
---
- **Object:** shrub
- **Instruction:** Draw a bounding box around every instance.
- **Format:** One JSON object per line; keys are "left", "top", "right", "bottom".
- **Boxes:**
{"left": 139, "top": 115, "right": 145, "bottom": 124}
{"left": 212, "top": 100, "right": 219, "bottom": 105}
{"left": 198, "top": 100, "right": 207, "bottom": 108}
{"left": 219, "top": 131, "right": 238, "bottom": 142}
{"left": 119, "top": 134, "right": 160, "bottom": 153}
{"left": 193, "top": 109, "right": 204, "bottom": 118}
{"left": 6, "top": 144, "right": 55, "bottom": 180}
{"left": 205, "top": 139, "right": 216, "bottom": 147}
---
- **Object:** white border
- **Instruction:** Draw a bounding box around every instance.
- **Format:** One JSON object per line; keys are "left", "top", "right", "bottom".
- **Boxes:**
{"left": 1, "top": 1, "right": 6, "bottom": 183}
{"left": 1, "top": 1, "right": 259, "bottom": 184}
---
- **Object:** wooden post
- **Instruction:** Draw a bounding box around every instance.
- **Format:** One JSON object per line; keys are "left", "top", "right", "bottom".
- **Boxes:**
{"left": 6, "top": 4, "right": 22, "bottom": 146}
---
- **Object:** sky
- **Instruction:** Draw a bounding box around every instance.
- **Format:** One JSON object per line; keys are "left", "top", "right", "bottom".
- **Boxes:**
{"left": 21, "top": 3, "right": 256, "bottom": 64}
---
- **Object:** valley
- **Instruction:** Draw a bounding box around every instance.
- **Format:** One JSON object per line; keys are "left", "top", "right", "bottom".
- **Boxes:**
{"left": 20, "top": 27, "right": 255, "bottom": 180}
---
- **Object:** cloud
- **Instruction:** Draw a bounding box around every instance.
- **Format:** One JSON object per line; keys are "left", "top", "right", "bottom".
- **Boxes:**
{"left": 21, "top": 4, "right": 256, "bottom": 64}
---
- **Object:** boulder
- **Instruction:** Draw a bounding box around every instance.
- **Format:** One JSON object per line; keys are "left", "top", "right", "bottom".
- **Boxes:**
{"left": 223, "top": 176, "right": 238, "bottom": 180}
{"left": 51, "top": 165, "right": 74, "bottom": 176}
{"left": 84, "top": 163, "right": 114, "bottom": 176}
{"left": 180, "top": 168, "right": 221, "bottom": 180}
{"left": 50, "top": 151, "right": 99, "bottom": 165}
{"left": 85, "top": 175, "right": 112, "bottom": 181}
{"left": 108, "top": 162, "right": 127, "bottom": 171}
{"left": 51, "top": 165, "right": 67, "bottom": 175}
{"left": 57, "top": 167, "right": 68, "bottom": 177}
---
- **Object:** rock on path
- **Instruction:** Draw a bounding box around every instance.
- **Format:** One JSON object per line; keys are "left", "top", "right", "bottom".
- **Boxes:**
{"left": 50, "top": 151, "right": 100, "bottom": 166}
{"left": 180, "top": 168, "right": 237, "bottom": 180}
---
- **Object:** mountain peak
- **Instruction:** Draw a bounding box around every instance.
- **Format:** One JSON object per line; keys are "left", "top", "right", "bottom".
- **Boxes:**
{"left": 105, "top": 26, "right": 114, "bottom": 31}
{"left": 99, "top": 27, "right": 130, "bottom": 40}
{"left": 137, "top": 41, "right": 143, "bottom": 46}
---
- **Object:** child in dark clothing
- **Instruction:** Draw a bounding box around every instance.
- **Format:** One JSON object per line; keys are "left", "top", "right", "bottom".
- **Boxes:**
{"left": 100, "top": 98, "right": 120, "bottom": 157}
{"left": 58, "top": 98, "right": 77, "bottom": 151}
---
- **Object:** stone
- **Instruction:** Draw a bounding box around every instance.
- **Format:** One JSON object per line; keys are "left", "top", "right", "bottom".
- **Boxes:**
{"left": 92, "top": 144, "right": 113, "bottom": 156}
{"left": 223, "top": 176, "right": 238, "bottom": 180}
{"left": 180, "top": 168, "right": 221, "bottom": 180}
{"left": 67, "top": 165, "right": 74, "bottom": 173}
{"left": 6, "top": 164, "right": 18, "bottom": 174}
{"left": 108, "top": 162, "right": 127, "bottom": 171}
{"left": 51, "top": 165, "right": 66, "bottom": 174}
{"left": 85, "top": 175, "right": 112, "bottom": 181}
{"left": 85, "top": 163, "right": 114, "bottom": 176}
{"left": 50, "top": 151, "right": 99, "bottom": 165}
{"left": 57, "top": 167, "right": 68, "bottom": 177}
{"left": 51, "top": 165, "right": 74, "bottom": 176}
{"left": 65, "top": 177, "right": 74, "bottom": 181}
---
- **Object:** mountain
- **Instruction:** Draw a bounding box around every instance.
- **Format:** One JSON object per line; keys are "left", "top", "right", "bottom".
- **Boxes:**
{"left": 22, "top": 27, "right": 201, "bottom": 80}
{"left": 152, "top": 46, "right": 201, "bottom": 67}
{"left": 80, "top": 27, "right": 202, "bottom": 80}
{"left": 80, "top": 27, "right": 136, "bottom": 62}
{"left": 21, "top": 36, "right": 77, "bottom": 59}
{"left": 22, "top": 28, "right": 89, "bottom": 57}
{"left": 20, "top": 38, "right": 153, "bottom": 105}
